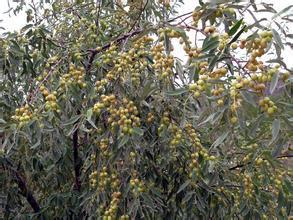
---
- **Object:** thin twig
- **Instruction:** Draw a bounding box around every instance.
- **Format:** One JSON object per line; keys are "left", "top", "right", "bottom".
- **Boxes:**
{"left": 229, "top": 154, "right": 293, "bottom": 170}
{"left": 73, "top": 110, "right": 81, "bottom": 191}
{"left": 27, "top": 58, "right": 63, "bottom": 105}
{"left": 3, "top": 159, "right": 41, "bottom": 213}
{"left": 86, "top": 29, "right": 143, "bottom": 73}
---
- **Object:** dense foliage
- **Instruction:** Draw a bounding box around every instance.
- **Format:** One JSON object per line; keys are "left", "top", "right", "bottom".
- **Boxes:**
{"left": 0, "top": 0, "right": 292, "bottom": 219}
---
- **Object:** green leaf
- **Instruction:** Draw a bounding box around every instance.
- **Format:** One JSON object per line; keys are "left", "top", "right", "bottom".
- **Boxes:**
{"left": 229, "top": 25, "right": 247, "bottom": 44}
{"left": 0, "top": 119, "right": 6, "bottom": 124}
{"left": 31, "top": 138, "right": 41, "bottom": 149}
{"left": 182, "top": 192, "right": 195, "bottom": 203}
{"left": 208, "top": 54, "right": 219, "bottom": 71}
{"left": 132, "top": 127, "right": 144, "bottom": 136}
{"left": 241, "top": 91, "right": 257, "bottom": 107}
{"left": 270, "top": 72, "right": 279, "bottom": 94}
{"left": 86, "top": 112, "right": 98, "bottom": 129}
{"left": 118, "top": 135, "right": 129, "bottom": 148}
{"left": 176, "top": 61, "right": 185, "bottom": 83}
{"left": 272, "top": 29, "right": 284, "bottom": 50}
{"left": 202, "top": 36, "right": 219, "bottom": 52}
{"left": 272, "top": 5, "right": 293, "bottom": 19}
{"left": 141, "top": 81, "right": 157, "bottom": 101}
{"left": 272, "top": 138, "right": 286, "bottom": 157}
{"left": 177, "top": 180, "right": 190, "bottom": 194}
{"left": 271, "top": 119, "right": 280, "bottom": 144}
{"left": 86, "top": 108, "right": 93, "bottom": 120}
{"left": 20, "top": 24, "right": 34, "bottom": 32}
{"left": 141, "top": 194, "right": 155, "bottom": 209}
{"left": 228, "top": 18, "right": 243, "bottom": 36}
{"left": 165, "top": 88, "right": 188, "bottom": 96}
{"left": 193, "top": 54, "right": 214, "bottom": 61}
{"left": 62, "top": 115, "right": 81, "bottom": 126}
{"left": 212, "top": 131, "right": 230, "bottom": 147}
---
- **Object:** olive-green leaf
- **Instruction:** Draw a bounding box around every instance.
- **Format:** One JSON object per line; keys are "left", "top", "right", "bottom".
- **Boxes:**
{"left": 228, "top": 18, "right": 243, "bottom": 36}
{"left": 0, "top": 119, "right": 6, "bottom": 124}
{"left": 165, "top": 88, "right": 188, "bottom": 96}
{"left": 228, "top": 25, "right": 247, "bottom": 44}
{"left": 202, "top": 37, "right": 219, "bottom": 52}
{"left": 271, "top": 119, "right": 280, "bottom": 144}
{"left": 118, "top": 135, "right": 129, "bottom": 149}
{"left": 132, "top": 127, "right": 144, "bottom": 136}
{"left": 272, "top": 5, "right": 293, "bottom": 19}
{"left": 272, "top": 29, "right": 284, "bottom": 50}
{"left": 62, "top": 115, "right": 81, "bottom": 126}
{"left": 177, "top": 180, "right": 191, "bottom": 194}
{"left": 270, "top": 72, "right": 279, "bottom": 94}
{"left": 241, "top": 91, "right": 257, "bottom": 107}
{"left": 86, "top": 108, "right": 93, "bottom": 120}
{"left": 212, "top": 131, "right": 230, "bottom": 147}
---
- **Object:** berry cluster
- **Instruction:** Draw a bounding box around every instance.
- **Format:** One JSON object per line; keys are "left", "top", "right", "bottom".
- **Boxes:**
{"left": 40, "top": 86, "right": 59, "bottom": 112}
{"left": 192, "top": 10, "right": 202, "bottom": 27}
{"left": 146, "top": 112, "right": 155, "bottom": 123}
{"left": 188, "top": 152, "right": 200, "bottom": 178}
{"left": 104, "top": 36, "right": 152, "bottom": 85}
{"left": 169, "top": 124, "right": 183, "bottom": 150}
{"left": 130, "top": 176, "right": 146, "bottom": 195}
{"left": 129, "top": 151, "right": 136, "bottom": 164}
{"left": 185, "top": 124, "right": 202, "bottom": 150}
{"left": 120, "top": 215, "right": 130, "bottom": 220}
{"left": 185, "top": 123, "right": 214, "bottom": 161}
{"left": 243, "top": 173, "right": 254, "bottom": 198}
{"left": 102, "top": 191, "right": 121, "bottom": 220}
{"left": 209, "top": 67, "right": 228, "bottom": 79}
{"left": 12, "top": 105, "right": 33, "bottom": 124}
{"left": 204, "top": 26, "right": 216, "bottom": 35}
{"left": 158, "top": 112, "right": 171, "bottom": 134}
{"left": 89, "top": 170, "right": 98, "bottom": 188}
{"left": 158, "top": 28, "right": 181, "bottom": 40}
{"left": 272, "top": 172, "right": 284, "bottom": 190}
{"left": 212, "top": 85, "right": 225, "bottom": 106}
{"left": 259, "top": 97, "right": 277, "bottom": 115}
{"left": 101, "top": 44, "right": 118, "bottom": 65}
{"left": 188, "top": 75, "right": 210, "bottom": 97}
{"left": 60, "top": 64, "right": 86, "bottom": 89}
{"left": 95, "top": 78, "right": 108, "bottom": 92}
{"left": 151, "top": 44, "right": 174, "bottom": 79}
{"left": 184, "top": 46, "right": 201, "bottom": 59}
{"left": 242, "top": 31, "right": 273, "bottom": 72}
{"left": 98, "top": 138, "right": 110, "bottom": 157}
{"left": 98, "top": 166, "right": 109, "bottom": 189}
{"left": 107, "top": 98, "right": 140, "bottom": 136}
{"left": 218, "top": 33, "right": 229, "bottom": 51}
{"left": 110, "top": 173, "right": 120, "bottom": 191}
{"left": 93, "top": 94, "right": 116, "bottom": 114}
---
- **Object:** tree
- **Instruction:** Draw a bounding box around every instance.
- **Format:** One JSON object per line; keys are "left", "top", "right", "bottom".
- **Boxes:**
{"left": 0, "top": 0, "right": 292, "bottom": 219}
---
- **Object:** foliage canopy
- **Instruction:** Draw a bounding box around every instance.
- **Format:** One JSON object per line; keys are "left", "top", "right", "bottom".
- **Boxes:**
{"left": 0, "top": 0, "right": 292, "bottom": 219}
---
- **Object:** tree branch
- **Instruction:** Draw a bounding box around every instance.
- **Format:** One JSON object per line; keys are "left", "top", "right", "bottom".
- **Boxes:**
{"left": 3, "top": 160, "right": 40, "bottom": 213}
{"left": 73, "top": 128, "right": 81, "bottom": 191}
{"left": 229, "top": 154, "right": 293, "bottom": 170}
{"left": 73, "top": 111, "right": 81, "bottom": 191}
{"left": 86, "top": 29, "right": 143, "bottom": 73}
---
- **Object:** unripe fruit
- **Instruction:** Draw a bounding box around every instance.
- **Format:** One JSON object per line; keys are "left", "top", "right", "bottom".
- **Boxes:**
{"left": 194, "top": 91, "right": 200, "bottom": 97}
{"left": 217, "top": 99, "right": 224, "bottom": 106}
{"left": 231, "top": 116, "right": 238, "bottom": 124}
{"left": 189, "top": 83, "right": 197, "bottom": 90}
{"left": 267, "top": 107, "right": 275, "bottom": 115}
{"left": 231, "top": 42, "right": 238, "bottom": 50}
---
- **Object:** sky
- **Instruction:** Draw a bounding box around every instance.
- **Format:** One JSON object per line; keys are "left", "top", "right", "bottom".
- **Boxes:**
{"left": 0, "top": 0, "right": 292, "bottom": 68}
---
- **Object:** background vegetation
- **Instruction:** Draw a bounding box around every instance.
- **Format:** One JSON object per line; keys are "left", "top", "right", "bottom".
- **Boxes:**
{"left": 0, "top": 0, "right": 292, "bottom": 219}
